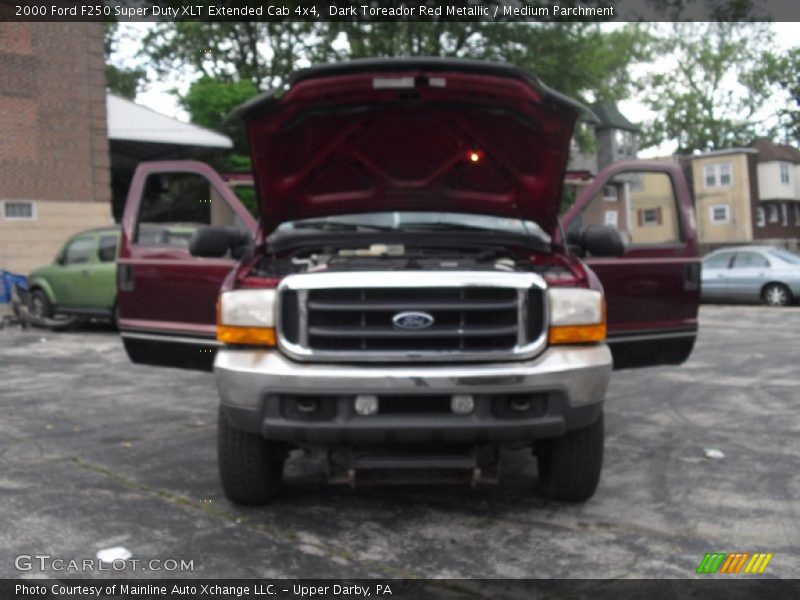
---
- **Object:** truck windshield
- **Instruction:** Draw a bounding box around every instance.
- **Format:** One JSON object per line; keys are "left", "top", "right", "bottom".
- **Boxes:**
{"left": 278, "top": 211, "right": 551, "bottom": 242}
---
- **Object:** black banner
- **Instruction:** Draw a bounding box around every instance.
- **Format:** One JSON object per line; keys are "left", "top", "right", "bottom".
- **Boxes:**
{"left": 3, "top": 579, "right": 800, "bottom": 600}
{"left": 2, "top": 0, "right": 800, "bottom": 22}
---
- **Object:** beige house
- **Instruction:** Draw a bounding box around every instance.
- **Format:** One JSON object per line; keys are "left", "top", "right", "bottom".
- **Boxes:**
{"left": 691, "top": 149, "right": 756, "bottom": 246}
{"left": 578, "top": 163, "right": 682, "bottom": 247}
{"left": 688, "top": 140, "right": 800, "bottom": 252}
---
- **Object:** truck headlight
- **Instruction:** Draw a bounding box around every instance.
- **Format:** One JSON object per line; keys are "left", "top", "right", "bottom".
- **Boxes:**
{"left": 547, "top": 288, "right": 606, "bottom": 345}
{"left": 217, "top": 289, "right": 277, "bottom": 346}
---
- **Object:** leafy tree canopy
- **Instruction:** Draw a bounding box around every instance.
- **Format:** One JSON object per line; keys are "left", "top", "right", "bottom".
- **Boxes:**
{"left": 637, "top": 23, "right": 796, "bottom": 153}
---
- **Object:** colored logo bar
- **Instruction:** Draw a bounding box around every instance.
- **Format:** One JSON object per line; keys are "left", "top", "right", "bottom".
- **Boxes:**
{"left": 696, "top": 552, "right": 773, "bottom": 574}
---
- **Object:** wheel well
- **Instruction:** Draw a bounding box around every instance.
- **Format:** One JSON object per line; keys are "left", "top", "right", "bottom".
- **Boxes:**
{"left": 761, "top": 282, "right": 792, "bottom": 298}
{"left": 29, "top": 285, "right": 48, "bottom": 299}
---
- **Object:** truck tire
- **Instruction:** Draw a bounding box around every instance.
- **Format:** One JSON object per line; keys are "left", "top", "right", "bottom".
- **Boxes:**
{"left": 218, "top": 410, "right": 285, "bottom": 505}
{"left": 537, "top": 411, "right": 604, "bottom": 502}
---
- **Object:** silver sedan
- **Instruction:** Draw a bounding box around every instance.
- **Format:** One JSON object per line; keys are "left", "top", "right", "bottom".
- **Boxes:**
{"left": 701, "top": 246, "right": 800, "bottom": 306}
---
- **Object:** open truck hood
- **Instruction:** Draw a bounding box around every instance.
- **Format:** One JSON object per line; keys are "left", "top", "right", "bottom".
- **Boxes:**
{"left": 235, "top": 58, "right": 594, "bottom": 237}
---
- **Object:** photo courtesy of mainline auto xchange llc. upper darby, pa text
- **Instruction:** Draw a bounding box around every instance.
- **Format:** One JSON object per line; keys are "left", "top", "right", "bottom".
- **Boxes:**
{"left": 1, "top": 0, "right": 799, "bottom": 598}
{"left": 13, "top": 583, "right": 391, "bottom": 597}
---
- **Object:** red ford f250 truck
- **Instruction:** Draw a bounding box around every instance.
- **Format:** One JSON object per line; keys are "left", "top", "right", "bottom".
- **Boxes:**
{"left": 117, "top": 59, "right": 700, "bottom": 505}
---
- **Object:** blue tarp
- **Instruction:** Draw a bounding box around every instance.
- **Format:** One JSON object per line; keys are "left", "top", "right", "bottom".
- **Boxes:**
{"left": 0, "top": 270, "right": 28, "bottom": 304}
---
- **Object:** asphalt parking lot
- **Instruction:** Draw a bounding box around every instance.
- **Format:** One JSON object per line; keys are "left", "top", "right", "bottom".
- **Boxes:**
{"left": 1, "top": 305, "right": 799, "bottom": 580}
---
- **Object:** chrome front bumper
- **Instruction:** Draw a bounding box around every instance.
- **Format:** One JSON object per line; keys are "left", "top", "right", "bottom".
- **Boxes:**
{"left": 215, "top": 344, "right": 612, "bottom": 444}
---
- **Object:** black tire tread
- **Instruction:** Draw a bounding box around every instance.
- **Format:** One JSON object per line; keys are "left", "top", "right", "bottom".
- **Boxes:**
{"left": 217, "top": 410, "right": 284, "bottom": 505}
{"left": 538, "top": 412, "right": 604, "bottom": 502}
{"left": 31, "top": 288, "right": 53, "bottom": 319}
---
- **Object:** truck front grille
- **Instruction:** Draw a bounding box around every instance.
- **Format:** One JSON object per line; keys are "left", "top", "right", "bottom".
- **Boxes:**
{"left": 307, "top": 287, "right": 520, "bottom": 351}
{"left": 277, "top": 271, "right": 547, "bottom": 362}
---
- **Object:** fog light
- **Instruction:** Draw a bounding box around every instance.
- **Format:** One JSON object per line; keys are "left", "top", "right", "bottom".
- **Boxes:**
{"left": 510, "top": 397, "right": 532, "bottom": 412}
{"left": 296, "top": 398, "right": 319, "bottom": 414}
{"left": 451, "top": 394, "right": 475, "bottom": 415}
{"left": 354, "top": 395, "right": 379, "bottom": 416}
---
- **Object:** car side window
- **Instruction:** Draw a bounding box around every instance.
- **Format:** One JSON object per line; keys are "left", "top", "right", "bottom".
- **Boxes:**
{"left": 97, "top": 235, "right": 118, "bottom": 263}
{"left": 570, "top": 171, "right": 681, "bottom": 247}
{"left": 703, "top": 252, "right": 734, "bottom": 269}
{"left": 733, "top": 252, "right": 769, "bottom": 269}
{"left": 63, "top": 237, "right": 95, "bottom": 265}
{"left": 135, "top": 172, "right": 244, "bottom": 248}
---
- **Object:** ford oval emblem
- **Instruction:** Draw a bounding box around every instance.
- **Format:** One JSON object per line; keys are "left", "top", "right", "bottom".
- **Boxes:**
{"left": 392, "top": 311, "right": 435, "bottom": 330}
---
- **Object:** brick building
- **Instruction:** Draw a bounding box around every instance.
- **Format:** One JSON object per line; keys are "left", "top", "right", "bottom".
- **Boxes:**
{"left": 0, "top": 22, "right": 111, "bottom": 274}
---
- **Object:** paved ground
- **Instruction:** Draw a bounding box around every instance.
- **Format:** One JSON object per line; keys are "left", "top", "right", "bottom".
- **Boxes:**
{"left": 1, "top": 305, "right": 798, "bottom": 580}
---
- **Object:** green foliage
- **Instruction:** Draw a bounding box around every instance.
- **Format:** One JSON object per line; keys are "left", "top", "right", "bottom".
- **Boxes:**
{"left": 637, "top": 23, "right": 794, "bottom": 154}
{"left": 769, "top": 47, "right": 799, "bottom": 144}
{"left": 105, "top": 64, "right": 145, "bottom": 100}
{"left": 232, "top": 185, "right": 258, "bottom": 218}
{"left": 179, "top": 77, "right": 260, "bottom": 172}
{"left": 142, "top": 22, "right": 336, "bottom": 89}
{"left": 138, "top": 18, "right": 648, "bottom": 157}
{"left": 104, "top": 22, "right": 145, "bottom": 99}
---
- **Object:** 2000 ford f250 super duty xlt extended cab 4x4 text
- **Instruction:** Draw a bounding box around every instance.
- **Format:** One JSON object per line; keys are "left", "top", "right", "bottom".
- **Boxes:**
{"left": 116, "top": 59, "right": 700, "bottom": 504}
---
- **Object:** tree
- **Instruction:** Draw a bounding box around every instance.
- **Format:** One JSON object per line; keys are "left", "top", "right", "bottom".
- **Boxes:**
{"left": 104, "top": 23, "right": 145, "bottom": 99}
{"left": 637, "top": 23, "right": 793, "bottom": 154}
{"left": 770, "top": 47, "right": 800, "bottom": 144}
{"left": 141, "top": 22, "right": 336, "bottom": 90}
{"left": 179, "top": 76, "right": 259, "bottom": 172}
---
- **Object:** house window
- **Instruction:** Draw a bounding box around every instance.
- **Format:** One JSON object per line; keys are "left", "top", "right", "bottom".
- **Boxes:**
{"left": 639, "top": 207, "right": 662, "bottom": 226}
{"left": 756, "top": 207, "right": 765, "bottom": 228}
{"left": 703, "top": 163, "right": 732, "bottom": 188}
{"left": 769, "top": 204, "right": 779, "bottom": 223}
{"left": 780, "top": 162, "right": 791, "bottom": 185}
{"left": 628, "top": 173, "right": 645, "bottom": 192}
{"left": 602, "top": 185, "right": 618, "bottom": 202}
{"left": 615, "top": 130, "right": 635, "bottom": 157}
{"left": 782, "top": 203, "right": 788, "bottom": 226}
{"left": 2, "top": 200, "right": 36, "bottom": 221}
{"left": 709, "top": 204, "right": 730, "bottom": 224}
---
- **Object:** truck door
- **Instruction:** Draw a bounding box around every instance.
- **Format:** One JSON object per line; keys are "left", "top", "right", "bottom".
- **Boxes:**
{"left": 117, "top": 161, "right": 257, "bottom": 370}
{"left": 560, "top": 161, "right": 700, "bottom": 369}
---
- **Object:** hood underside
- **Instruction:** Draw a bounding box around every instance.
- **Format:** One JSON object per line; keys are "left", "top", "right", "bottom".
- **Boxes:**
{"left": 237, "top": 59, "right": 592, "bottom": 237}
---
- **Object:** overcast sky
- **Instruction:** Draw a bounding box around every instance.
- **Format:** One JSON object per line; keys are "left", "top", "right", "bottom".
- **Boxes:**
{"left": 114, "top": 22, "right": 798, "bottom": 158}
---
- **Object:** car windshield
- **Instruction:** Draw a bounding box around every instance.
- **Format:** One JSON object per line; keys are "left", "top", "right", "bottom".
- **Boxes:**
{"left": 768, "top": 249, "right": 800, "bottom": 265}
{"left": 277, "top": 211, "right": 551, "bottom": 242}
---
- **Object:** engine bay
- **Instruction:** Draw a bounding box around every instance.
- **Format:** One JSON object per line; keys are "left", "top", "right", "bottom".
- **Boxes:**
{"left": 251, "top": 241, "right": 568, "bottom": 278}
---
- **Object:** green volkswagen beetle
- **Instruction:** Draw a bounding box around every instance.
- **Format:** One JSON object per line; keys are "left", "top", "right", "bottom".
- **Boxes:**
{"left": 28, "top": 227, "right": 120, "bottom": 322}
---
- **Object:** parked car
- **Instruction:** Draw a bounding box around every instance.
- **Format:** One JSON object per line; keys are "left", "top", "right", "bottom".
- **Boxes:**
{"left": 27, "top": 224, "right": 203, "bottom": 324}
{"left": 701, "top": 246, "right": 800, "bottom": 306}
{"left": 27, "top": 227, "right": 120, "bottom": 322}
{"left": 117, "top": 58, "right": 700, "bottom": 504}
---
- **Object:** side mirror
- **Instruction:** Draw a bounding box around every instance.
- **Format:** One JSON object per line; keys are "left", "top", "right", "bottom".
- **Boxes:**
{"left": 190, "top": 226, "right": 252, "bottom": 259}
{"left": 569, "top": 224, "right": 625, "bottom": 258}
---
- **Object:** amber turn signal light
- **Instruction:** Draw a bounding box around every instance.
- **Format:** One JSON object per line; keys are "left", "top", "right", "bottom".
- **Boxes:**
{"left": 216, "top": 325, "right": 276, "bottom": 347}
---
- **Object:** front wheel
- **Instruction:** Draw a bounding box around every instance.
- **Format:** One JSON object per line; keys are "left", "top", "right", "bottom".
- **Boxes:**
{"left": 762, "top": 283, "right": 792, "bottom": 307}
{"left": 537, "top": 412, "right": 604, "bottom": 502}
{"left": 218, "top": 410, "right": 285, "bottom": 505}
{"left": 30, "top": 289, "right": 53, "bottom": 319}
